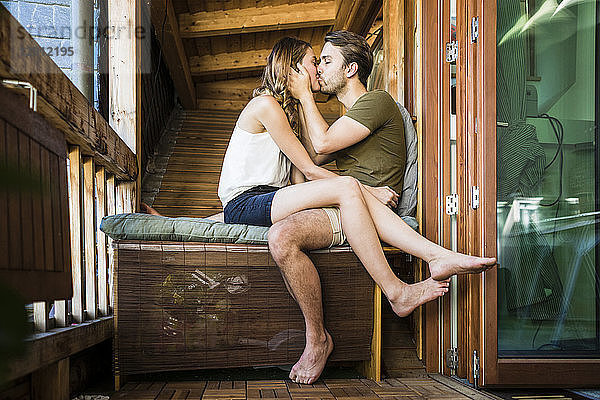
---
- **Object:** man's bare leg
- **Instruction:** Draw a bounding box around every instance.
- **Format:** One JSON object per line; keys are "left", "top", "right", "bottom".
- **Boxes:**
{"left": 268, "top": 209, "right": 333, "bottom": 385}
{"left": 268, "top": 209, "right": 449, "bottom": 384}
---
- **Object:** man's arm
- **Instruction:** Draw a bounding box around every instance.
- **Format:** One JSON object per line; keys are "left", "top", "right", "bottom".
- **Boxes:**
{"left": 290, "top": 165, "right": 306, "bottom": 184}
{"left": 289, "top": 65, "right": 371, "bottom": 154}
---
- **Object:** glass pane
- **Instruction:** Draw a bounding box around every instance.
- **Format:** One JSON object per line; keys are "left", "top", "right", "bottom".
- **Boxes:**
{"left": 496, "top": 0, "right": 600, "bottom": 357}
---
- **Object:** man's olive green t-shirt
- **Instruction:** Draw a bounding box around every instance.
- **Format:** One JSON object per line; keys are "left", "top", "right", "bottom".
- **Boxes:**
{"left": 335, "top": 90, "right": 406, "bottom": 194}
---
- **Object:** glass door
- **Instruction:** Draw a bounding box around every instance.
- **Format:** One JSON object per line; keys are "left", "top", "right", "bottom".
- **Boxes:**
{"left": 478, "top": 0, "right": 600, "bottom": 385}
{"left": 440, "top": 0, "right": 484, "bottom": 385}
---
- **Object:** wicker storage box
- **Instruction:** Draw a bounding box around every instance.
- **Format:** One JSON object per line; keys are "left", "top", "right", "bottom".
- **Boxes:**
{"left": 113, "top": 241, "right": 374, "bottom": 375}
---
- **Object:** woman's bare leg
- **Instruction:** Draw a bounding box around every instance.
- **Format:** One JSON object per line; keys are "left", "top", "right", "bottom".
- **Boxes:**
{"left": 355, "top": 185, "right": 496, "bottom": 281}
{"left": 270, "top": 176, "right": 449, "bottom": 317}
{"left": 140, "top": 202, "right": 162, "bottom": 216}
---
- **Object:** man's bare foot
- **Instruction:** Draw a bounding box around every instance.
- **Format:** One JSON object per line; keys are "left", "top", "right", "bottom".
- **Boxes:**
{"left": 289, "top": 331, "right": 334, "bottom": 385}
{"left": 428, "top": 251, "right": 496, "bottom": 281}
{"left": 140, "top": 202, "right": 162, "bottom": 216}
{"left": 388, "top": 278, "right": 450, "bottom": 317}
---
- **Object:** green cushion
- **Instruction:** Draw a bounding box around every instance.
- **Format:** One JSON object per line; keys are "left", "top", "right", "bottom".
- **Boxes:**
{"left": 100, "top": 213, "right": 419, "bottom": 244}
{"left": 100, "top": 213, "right": 269, "bottom": 244}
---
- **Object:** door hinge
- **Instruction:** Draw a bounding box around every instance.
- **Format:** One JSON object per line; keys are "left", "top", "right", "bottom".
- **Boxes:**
{"left": 473, "top": 350, "right": 481, "bottom": 388}
{"left": 445, "top": 41, "right": 457, "bottom": 63}
{"left": 471, "top": 17, "right": 479, "bottom": 43}
{"left": 445, "top": 347, "right": 458, "bottom": 373}
{"left": 446, "top": 194, "right": 458, "bottom": 215}
{"left": 471, "top": 186, "right": 480, "bottom": 209}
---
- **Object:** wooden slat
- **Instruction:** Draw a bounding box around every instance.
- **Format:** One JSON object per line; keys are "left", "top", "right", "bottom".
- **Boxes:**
{"left": 50, "top": 153, "right": 64, "bottom": 273}
{"left": 33, "top": 301, "right": 49, "bottom": 333}
{"left": 178, "top": 1, "right": 335, "bottom": 38}
{"left": 151, "top": 0, "right": 196, "bottom": 109}
{"left": 191, "top": 49, "right": 271, "bottom": 76}
{"left": 116, "top": 181, "right": 136, "bottom": 214}
{"left": 6, "top": 123, "right": 21, "bottom": 270}
{"left": 0, "top": 120, "right": 7, "bottom": 267}
{"left": 0, "top": 5, "right": 137, "bottom": 180}
{"left": 83, "top": 157, "right": 97, "bottom": 320}
{"left": 106, "top": 174, "right": 116, "bottom": 310}
{"left": 19, "top": 130, "right": 34, "bottom": 270}
{"left": 95, "top": 166, "right": 109, "bottom": 316}
{"left": 68, "top": 146, "right": 84, "bottom": 323}
{"left": 54, "top": 300, "right": 68, "bottom": 328}
{"left": 334, "top": 0, "right": 381, "bottom": 35}
{"left": 29, "top": 140, "right": 45, "bottom": 271}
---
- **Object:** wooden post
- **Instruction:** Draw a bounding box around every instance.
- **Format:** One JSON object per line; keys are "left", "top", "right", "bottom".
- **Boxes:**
{"left": 109, "top": 0, "right": 141, "bottom": 211}
{"left": 68, "top": 146, "right": 84, "bottom": 324}
{"left": 83, "top": 157, "right": 97, "bottom": 320}
{"left": 96, "top": 166, "right": 108, "bottom": 316}
{"left": 359, "top": 285, "right": 382, "bottom": 381}
{"left": 384, "top": 0, "right": 405, "bottom": 104}
{"left": 31, "top": 358, "right": 69, "bottom": 400}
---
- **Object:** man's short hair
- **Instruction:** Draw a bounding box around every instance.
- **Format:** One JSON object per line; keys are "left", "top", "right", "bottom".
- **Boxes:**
{"left": 324, "top": 30, "right": 373, "bottom": 87}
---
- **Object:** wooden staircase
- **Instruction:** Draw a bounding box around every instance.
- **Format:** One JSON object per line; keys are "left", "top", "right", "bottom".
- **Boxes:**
{"left": 152, "top": 109, "right": 240, "bottom": 218}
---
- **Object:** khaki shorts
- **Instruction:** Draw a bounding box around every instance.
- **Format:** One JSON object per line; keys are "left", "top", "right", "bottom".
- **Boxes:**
{"left": 322, "top": 207, "right": 346, "bottom": 247}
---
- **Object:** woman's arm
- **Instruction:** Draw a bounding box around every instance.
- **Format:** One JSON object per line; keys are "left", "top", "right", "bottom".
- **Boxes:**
{"left": 253, "top": 96, "right": 337, "bottom": 181}
{"left": 253, "top": 96, "right": 398, "bottom": 206}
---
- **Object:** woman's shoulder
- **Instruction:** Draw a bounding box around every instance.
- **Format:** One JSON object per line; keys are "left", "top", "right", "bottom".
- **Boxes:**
{"left": 248, "top": 94, "right": 281, "bottom": 109}
{"left": 245, "top": 95, "right": 285, "bottom": 119}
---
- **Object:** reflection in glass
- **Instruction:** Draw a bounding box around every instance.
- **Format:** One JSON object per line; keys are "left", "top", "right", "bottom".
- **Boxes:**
{"left": 496, "top": 0, "right": 599, "bottom": 357}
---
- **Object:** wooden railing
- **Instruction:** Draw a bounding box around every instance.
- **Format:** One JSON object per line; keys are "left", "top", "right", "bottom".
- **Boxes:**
{"left": 1, "top": 3, "right": 138, "bottom": 381}
{"left": 30, "top": 150, "right": 135, "bottom": 333}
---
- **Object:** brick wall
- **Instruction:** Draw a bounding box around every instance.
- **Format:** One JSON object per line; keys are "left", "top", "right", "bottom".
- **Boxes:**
{"left": 1, "top": 0, "right": 73, "bottom": 78}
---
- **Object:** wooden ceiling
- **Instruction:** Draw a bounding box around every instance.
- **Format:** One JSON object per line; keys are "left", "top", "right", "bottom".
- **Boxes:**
{"left": 151, "top": 0, "right": 382, "bottom": 109}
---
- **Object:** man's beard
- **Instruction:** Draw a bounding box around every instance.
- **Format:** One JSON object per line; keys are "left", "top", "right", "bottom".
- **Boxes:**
{"left": 319, "top": 72, "right": 346, "bottom": 95}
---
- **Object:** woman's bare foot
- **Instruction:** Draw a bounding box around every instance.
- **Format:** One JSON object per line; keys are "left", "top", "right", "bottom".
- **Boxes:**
{"left": 289, "top": 331, "right": 334, "bottom": 385}
{"left": 140, "top": 202, "right": 162, "bottom": 216}
{"left": 388, "top": 278, "right": 450, "bottom": 317}
{"left": 428, "top": 251, "right": 496, "bottom": 281}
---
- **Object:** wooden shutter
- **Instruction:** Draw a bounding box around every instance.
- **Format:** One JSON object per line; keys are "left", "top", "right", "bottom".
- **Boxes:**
{"left": 0, "top": 87, "right": 72, "bottom": 302}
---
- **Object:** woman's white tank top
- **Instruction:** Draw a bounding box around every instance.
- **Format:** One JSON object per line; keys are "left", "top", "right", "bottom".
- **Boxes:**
{"left": 218, "top": 124, "right": 291, "bottom": 207}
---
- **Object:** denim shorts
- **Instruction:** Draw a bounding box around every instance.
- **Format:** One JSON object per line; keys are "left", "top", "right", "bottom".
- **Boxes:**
{"left": 224, "top": 185, "right": 279, "bottom": 227}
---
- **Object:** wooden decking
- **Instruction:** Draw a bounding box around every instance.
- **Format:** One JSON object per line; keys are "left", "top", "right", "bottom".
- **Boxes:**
{"left": 111, "top": 376, "right": 495, "bottom": 399}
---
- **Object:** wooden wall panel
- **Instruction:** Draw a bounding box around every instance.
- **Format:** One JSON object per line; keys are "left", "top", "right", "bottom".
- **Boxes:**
{"left": 0, "top": 87, "right": 72, "bottom": 302}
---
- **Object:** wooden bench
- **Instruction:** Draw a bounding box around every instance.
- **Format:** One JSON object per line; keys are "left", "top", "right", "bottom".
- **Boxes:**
{"left": 112, "top": 240, "right": 408, "bottom": 384}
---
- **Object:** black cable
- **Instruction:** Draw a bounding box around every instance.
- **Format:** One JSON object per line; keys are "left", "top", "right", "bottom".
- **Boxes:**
{"left": 532, "top": 319, "right": 543, "bottom": 348}
{"left": 532, "top": 113, "right": 564, "bottom": 207}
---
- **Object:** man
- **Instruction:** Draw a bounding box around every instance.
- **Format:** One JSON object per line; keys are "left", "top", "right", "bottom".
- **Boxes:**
{"left": 269, "top": 31, "right": 495, "bottom": 385}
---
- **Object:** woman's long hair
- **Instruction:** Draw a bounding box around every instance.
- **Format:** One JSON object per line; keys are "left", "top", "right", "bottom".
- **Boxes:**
{"left": 253, "top": 37, "right": 311, "bottom": 136}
